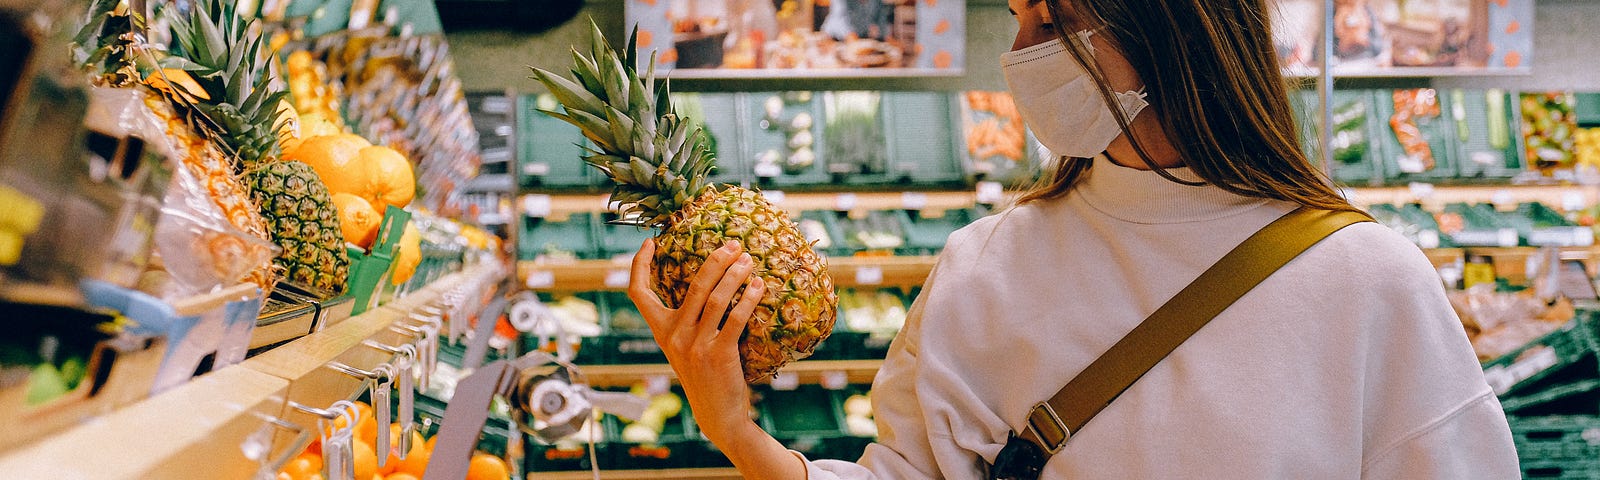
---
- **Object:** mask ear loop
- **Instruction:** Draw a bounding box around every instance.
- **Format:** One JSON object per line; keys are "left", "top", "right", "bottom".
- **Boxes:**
{"left": 1057, "top": 14, "right": 1205, "bottom": 186}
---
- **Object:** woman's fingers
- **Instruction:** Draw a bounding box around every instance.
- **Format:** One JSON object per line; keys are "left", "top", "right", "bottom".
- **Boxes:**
{"left": 628, "top": 239, "right": 672, "bottom": 324}
{"left": 717, "top": 277, "right": 764, "bottom": 347}
{"left": 697, "top": 253, "right": 754, "bottom": 341}
{"left": 677, "top": 240, "right": 744, "bottom": 320}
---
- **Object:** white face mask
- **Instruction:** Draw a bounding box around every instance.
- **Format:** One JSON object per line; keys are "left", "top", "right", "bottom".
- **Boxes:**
{"left": 1000, "top": 30, "right": 1149, "bottom": 159}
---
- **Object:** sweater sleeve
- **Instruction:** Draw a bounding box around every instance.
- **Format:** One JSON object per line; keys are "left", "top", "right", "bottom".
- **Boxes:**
{"left": 793, "top": 258, "right": 988, "bottom": 480}
{"left": 1359, "top": 393, "right": 1520, "bottom": 479}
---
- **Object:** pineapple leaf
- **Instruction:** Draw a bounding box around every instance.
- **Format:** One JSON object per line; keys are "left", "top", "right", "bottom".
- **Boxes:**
{"left": 624, "top": 24, "right": 639, "bottom": 74}
{"left": 529, "top": 67, "right": 605, "bottom": 117}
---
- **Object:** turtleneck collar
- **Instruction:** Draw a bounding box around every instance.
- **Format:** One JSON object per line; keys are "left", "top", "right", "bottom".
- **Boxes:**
{"left": 1073, "top": 156, "right": 1271, "bottom": 224}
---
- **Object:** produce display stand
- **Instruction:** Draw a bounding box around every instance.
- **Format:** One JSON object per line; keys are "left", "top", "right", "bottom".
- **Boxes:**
{"left": 0, "top": 264, "right": 501, "bottom": 479}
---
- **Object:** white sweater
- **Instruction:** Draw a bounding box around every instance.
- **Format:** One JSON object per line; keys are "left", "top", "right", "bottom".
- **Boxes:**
{"left": 797, "top": 158, "right": 1520, "bottom": 479}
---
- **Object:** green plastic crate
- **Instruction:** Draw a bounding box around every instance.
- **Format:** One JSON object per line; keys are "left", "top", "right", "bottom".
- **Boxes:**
{"left": 1374, "top": 89, "right": 1459, "bottom": 182}
{"left": 1511, "top": 415, "right": 1600, "bottom": 462}
{"left": 670, "top": 92, "right": 745, "bottom": 187}
{"left": 603, "top": 405, "right": 703, "bottom": 469}
{"left": 746, "top": 92, "right": 831, "bottom": 188}
{"left": 519, "top": 213, "right": 599, "bottom": 261}
{"left": 1483, "top": 317, "right": 1598, "bottom": 399}
{"left": 1577, "top": 93, "right": 1600, "bottom": 128}
{"left": 517, "top": 95, "right": 594, "bottom": 190}
{"left": 897, "top": 207, "right": 985, "bottom": 255}
{"left": 759, "top": 385, "right": 851, "bottom": 460}
{"left": 1366, "top": 204, "right": 1451, "bottom": 249}
{"left": 1443, "top": 203, "right": 1522, "bottom": 247}
{"left": 597, "top": 213, "right": 657, "bottom": 258}
{"left": 882, "top": 92, "right": 964, "bottom": 187}
{"left": 1523, "top": 459, "right": 1600, "bottom": 479}
{"left": 1294, "top": 89, "right": 1384, "bottom": 186}
{"left": 1451, "top": 89, "right": 1524, "bottom": 179}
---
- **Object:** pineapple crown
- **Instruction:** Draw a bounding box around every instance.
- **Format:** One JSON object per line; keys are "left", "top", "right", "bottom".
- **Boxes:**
{"left": 71, "top": 0, "right": 147, "bottom": 88}
{"left": 161, "top": 0, "right": 289, "bottom": 168}
{"left": 530, "top": 21, "right": 717, "bottom": 228}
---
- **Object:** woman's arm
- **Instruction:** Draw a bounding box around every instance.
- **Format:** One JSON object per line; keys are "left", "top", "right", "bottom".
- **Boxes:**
{"left": 627, "top": 239, "right": 806, "bottom": 480}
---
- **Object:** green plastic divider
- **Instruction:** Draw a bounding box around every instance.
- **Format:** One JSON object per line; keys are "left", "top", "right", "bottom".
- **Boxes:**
{"left": 1452, "top": 89, "right": 1525, "bottom": 179}
{"left": 517, "top": 94, "right": 594, "bottom": 190}
{"left": 882, "top": 92, "right": 964, "bottom": 187}
{"left": 519, "top": 213, "right": 600, "bottom": 260}
{"left": 1293, "top": 89, "right": 1383, "bottom": 186}
{"left": 1375, "top": 89, "right": 1459, "bottom": 182}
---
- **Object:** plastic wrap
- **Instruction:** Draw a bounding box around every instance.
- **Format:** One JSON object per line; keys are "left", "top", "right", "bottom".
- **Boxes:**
{"left": 85, "top": 86, "right": 278, "bottom": 296}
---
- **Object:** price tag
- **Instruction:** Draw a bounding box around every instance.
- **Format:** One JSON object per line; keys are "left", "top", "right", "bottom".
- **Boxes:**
{"left": 604, "top": 270, "right": 630, "bottom": 288}
{"left": 976, "top": 181, "right": 1004, "bottom": 205}
{"left": 1564, "top": 191, "right": 1588, "bottom": 212}
{"left": 1407, "top": 182, "right": 1435, "bottom": 200}
{"left": 820, "top": 371, "right": 849, "bottom": 391}
{"left": 1576, "top": 227, "right": 1595, "bottom": 247}
{"left": 901, "top": 192, "right": 928, "bottom": 210}
{"left": 770, "top": 372, "right": 800, "bottom": 391}
{"left": 525, "top": 270, "right": 555, "bottom": 289}
{"left": 754, "top": 163, "right": 782, "bottom": 178}
{"left": 855, "top": 267, "right": 884, "bottom": 286}
{"left": 1491, "top": 190, "right": 1514, "bottom": 208}
{"left": 1470, "top": 151, "right": 1499, "bottom": 166}
{"left": 1417, "top": 230, "right": 1441, "bottom": 249}
{"left": 373, "top": 377, "right": 392, "bottom": 468}
{"left": 835, "top": 193, "right": 858, "bottom": 211}
{"left": 763, "top": 190, "right": 787, "bottom": 205}
{"left": 645, "top": 374, "right": 672, "bottom": 396}
{"left": 1498, "top": 228, "right": 1520, "bottom": 248}
{"left": 522, "top": 194, "right": 553, "bottom": 217}
{"left": 1397, "top": 155, "right": 1426, "bottom": 174}
{"left": 523, "top": 162, "right": 552, "bottom": 176}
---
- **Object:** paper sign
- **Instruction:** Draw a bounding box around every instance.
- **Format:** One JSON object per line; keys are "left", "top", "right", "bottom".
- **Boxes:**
{"left": 525, "top": 271, "right": 554, "bottom": 289}
{"left": 821, "top": 371, "right": 849, "bottom": 391}
{"left": 902, "top": 192, "right": 929, "bottom": 210}
{"left": 771, "top": 372, "right": 800, "bottom": 391}
{"left": 522, "top": 194, "right": 553, "bottom": 217}
{"left": 976, "top": 182, "right": 1004, "bottom": 205}
{"left": 605, "top": 270, "right": 631, "bottom": 289}
{"left": 835, "top": 193, "right": 858, "bottom": 211}
{"left": 855, "top": 267, "right": 884, "bottom": 286}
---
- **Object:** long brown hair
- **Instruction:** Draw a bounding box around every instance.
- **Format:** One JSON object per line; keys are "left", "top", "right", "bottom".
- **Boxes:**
{"left": 1016, "top": 0, "right": 1356, "bottom": 213}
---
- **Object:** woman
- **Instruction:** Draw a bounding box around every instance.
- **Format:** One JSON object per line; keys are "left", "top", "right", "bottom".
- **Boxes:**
{"left": 625, "top": 0, "right": 1520, "bottom": 478}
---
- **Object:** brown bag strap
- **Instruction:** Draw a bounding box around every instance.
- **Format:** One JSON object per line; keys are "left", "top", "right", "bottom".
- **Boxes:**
{"left": 1017, "top": 207, "right": 1373, "bottom": 455}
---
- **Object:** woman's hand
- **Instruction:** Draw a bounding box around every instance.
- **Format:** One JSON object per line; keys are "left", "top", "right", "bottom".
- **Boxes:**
{"left": 628, "top": 238, "right": 766, "bottom": 442}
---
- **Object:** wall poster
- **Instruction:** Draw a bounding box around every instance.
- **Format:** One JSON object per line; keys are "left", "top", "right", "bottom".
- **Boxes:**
{"left": 1271, "top": 0, "right": 1534, "bottom": 77}
{"left": 626, "top": 0, "right": 965, "bottom": 78}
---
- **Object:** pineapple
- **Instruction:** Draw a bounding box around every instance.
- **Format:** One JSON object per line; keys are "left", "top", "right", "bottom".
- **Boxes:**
{"left": 532, "top": 24, "right": 838, "bottom": 382}
{"left": 73, "top": 0, "right": 279, "bottom": 293}
{"left": 163, "top": 0, "right": 349, "bottom": 296}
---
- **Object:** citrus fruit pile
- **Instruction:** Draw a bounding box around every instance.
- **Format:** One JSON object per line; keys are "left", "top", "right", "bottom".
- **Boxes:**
{"left": 282, "top": 131, "right": 424, "bottom": 286}
{"left": 276, "top": 401, "right": 511, "bottom": 480}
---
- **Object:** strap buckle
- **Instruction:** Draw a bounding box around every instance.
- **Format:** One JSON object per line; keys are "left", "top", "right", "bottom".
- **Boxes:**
{"left": 1025, "top": 402, "right": 1070, "bottom": 454}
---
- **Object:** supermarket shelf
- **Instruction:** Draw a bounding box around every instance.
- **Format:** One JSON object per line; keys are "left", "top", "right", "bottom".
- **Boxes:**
{"left": 519, "top": 256, "right": 938, "bottom": 292}
{"left": 578, "top": 359, "right": 883, "bottom": 388}
{"left": 532, "top": 468, "right": 743, "bottom": 480}
{"left": 521, "top": 184, "right": 1600, "bottom": 220}
{"left": 520, "top": 191, "right": 980, "bottom": 219}
{"left": 1343, "top": 184, "right": 1600, "bottom": 211}
{"left": 0, "top": 265, "right": 494, "bottom": 479}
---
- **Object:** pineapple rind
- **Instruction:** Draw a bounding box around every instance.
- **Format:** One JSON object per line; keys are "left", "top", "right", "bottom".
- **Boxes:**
{"left": 652, "top": 188, "right": 838, "bottom": 383}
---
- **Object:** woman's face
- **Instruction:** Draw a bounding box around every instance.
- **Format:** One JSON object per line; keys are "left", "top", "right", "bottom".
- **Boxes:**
{"left": 1005, "top": 0, "right": 1146, "bottom": 109}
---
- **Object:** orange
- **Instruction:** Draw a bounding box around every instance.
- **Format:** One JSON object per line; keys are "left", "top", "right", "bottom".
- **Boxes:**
{"left": 277, "top": 473, "right": 293, "bottom": 480}
{"left": 390, "top": 223, "right": 422, "bottom": 286}
{"left": 285, "top": 133, "right": 372, "bottom": 194}
{"left": 300, "top": 113, "right": 343, "bottom": 139}
{"left": 394, "top": 437, "right": 432, "bottom": 476}
{"left": 387, "top": 474, "right": 421, "bottom": 480}
{"left": 465, "top": 453, "right": 510, "bottom": 480}
{"left": 373, "top": 475, "right": 384, "bottom": 480}
{"left": 379, "top": 424, "right": 426, "bottom": 475}
{"left": 144, "top": 68, "right": 209, "bottom": 101}
{"left": 332, "top": 193, "right": 382, "bottom": 248}
{"left": 306, "top": 475, "right": 324, "bottom": 480}
{"left": 354, "top": 146, "right": 416, "bottom": 210}
{"left": 352, "top": 439, "right": 379, "bottom": 480}
{"left": 281, "top": 453, "right": 321, "bottom": 480}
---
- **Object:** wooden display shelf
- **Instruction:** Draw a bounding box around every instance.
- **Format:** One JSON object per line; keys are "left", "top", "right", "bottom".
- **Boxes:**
{"left": 522, "top": 184, "right": 1600, "bottom": 220}
{"left": 521, "top": 191, "right": 980, "bottom": 220}
{"left": 532, "top": 468, "right": 743, "bottom": 480}
{"left": 0, "top": 365, "right": 292, "bottom": 479}
{"left": 578, "top": 359, "right": 883, "bottom": 389}
{"left": 0, "top": 265, "right": 495, "bottom": 479}
{"left": 1343, "top": 184, "right": 1599, "bottom": 211}
{"left": 520, "top": 256, "right": 938, "bottom": 292}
